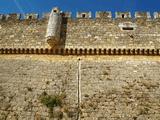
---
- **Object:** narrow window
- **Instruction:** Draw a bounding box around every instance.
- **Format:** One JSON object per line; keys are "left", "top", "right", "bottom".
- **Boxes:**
{"left": 122, "top": 14, "right": 125, "bottom": 18}
{"left": 82, "top": 14, "right": 86, "bottom": 18}
{"left": 28, "top": 16, "right": 32, "bottom": 19}
{"left": 122, "top": 27, "right": 134, "bottom": 30}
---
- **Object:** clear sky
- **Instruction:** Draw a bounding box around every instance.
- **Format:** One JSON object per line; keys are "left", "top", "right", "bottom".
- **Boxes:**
{"left": 0, "top": 0, "right": 160, "bottom": 17}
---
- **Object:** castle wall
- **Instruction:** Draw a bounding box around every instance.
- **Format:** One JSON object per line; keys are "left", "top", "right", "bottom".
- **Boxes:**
{"left": 0, "top": 55, "right": 78, "bottom": 120}
{"left": 65, "top": 19, "right": 160, "bottom": 49}
{"left": 0, "top": 55, "right": 160, "bottom": 120}
{"left": 0, "top": 13, "right": 160, "bottom": 50}
{"left": 0, "top": 10, "right": 160, "bottom": 120}
{"left": 0, "top": 20, "right": 50, "bottom": 49}
{"left": 80, "top": 57, "right": 160, "bottom": 119}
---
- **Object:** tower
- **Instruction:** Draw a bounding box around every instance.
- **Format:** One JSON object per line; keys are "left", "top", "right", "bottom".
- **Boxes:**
{"left": 46, "top": 7, "right": 62, "bottom": 48}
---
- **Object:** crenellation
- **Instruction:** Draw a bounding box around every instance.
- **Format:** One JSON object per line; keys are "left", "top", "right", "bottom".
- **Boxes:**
{"left": 24, "top": 13, "right": 39, "bottom": 20}
{"left": 0, "top": 14, "right": 5, "bottom": 20}
{"left": 42, "top": 12, "right": 50, "bottom": 19}
{"left": 153, "top": 12, "right": 160, "bottom": 19}
{"left": 5, "top": 14, "right": 21, "bottom": 20}
{"left": 96, "top": 11, "right": 112, "bottom": 19}
{"left": 61, "top": 12, "right": 72, "bottom": 18}
{"left": 76, "top": 12, "right": 92, "bottom": 18}
{"left": 115, "top": 12, "right": 131, "bottom": 19}
{"left": 135, "top": 12, "right": 151, "bottom": 19}
{"left": 1, "top": 11, "right": 160, "bottom": 21}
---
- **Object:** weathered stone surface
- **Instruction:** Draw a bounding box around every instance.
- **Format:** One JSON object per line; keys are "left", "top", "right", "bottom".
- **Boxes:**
{"left": 0, "top": 55, "right": 160, "bottom": 119}
{"left": 0, "top": 13, "right": 160, "bottom": 49}
{"left": 80, "top": 56, "right": 160, "bottom": 120}
{"left": 0, "top": 20, "right": 49, "bottom": 49}
{"left": 65, "top": 19, "right": 160, "bottom": 49}
{"left": 0, "top": 55, "right": 78, "bottom": 120}
{"left": 0, "top": 8, "right": 160, "bottom": 120}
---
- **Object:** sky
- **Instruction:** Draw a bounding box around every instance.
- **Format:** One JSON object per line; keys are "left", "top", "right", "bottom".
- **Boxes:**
{"left": 0, "top": 0, "right": 160, "bottom": 17}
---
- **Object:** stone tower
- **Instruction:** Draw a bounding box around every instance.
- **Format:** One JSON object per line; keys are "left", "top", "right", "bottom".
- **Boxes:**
{"left": 46, "top": 7, "right": 62, "bottom": 48}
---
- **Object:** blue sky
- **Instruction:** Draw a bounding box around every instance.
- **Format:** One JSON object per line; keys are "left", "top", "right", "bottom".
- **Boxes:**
{"left": 0, "top": 0, "right": 160, "bottom": 17}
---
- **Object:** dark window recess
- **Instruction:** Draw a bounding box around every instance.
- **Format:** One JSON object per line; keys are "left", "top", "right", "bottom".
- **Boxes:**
{"left": 53, "top": 10, "right": 57, "bottom": 13}
{"left": 28, "top": 16, "right": 32, "bottom": 19}
{"left": 122, "top": 27, "right": 134, "bottom": 30}
{"left": 82, "top": 14, "right": 86, "bottom": 18}
{"left": 122, "top": 14, "right": 125, "bottom": 18}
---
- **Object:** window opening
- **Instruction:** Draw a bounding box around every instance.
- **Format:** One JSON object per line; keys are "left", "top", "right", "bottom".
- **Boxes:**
{"left": 122, "top": 27, "right": 134, "bottom": 30}
{"left": 122, "top": 14, "right": 125, "bottom": 18}
{"left": 82, "top": 14, "right": 86, "bottom": 18}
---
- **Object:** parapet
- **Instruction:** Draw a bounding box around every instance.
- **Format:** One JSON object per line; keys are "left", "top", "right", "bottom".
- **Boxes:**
{"left": 135, "top": 12, "right": 151, "bottom": 19}
{"left": 154, "top": 12, "right": 160, "bottom": 19}
{"left": 1, "top": 9, "right": 160, "bottom": 22}
{"left": 42, "top": 13, "right": 50, "bottom": 19}
{"left": 6, "top": 14, "right": 20, "bottom": 20}
{"left": 24, "top": 13, "right": 39, "bottom": 20}
{"left": 96, "top": 11, "right": 112, "bottom": 19}
{"left": 76, "top": 12, "right": 91, "bottom": 18}
{"left": 0, "top": 14, "right": 4, "bottom": 20}
{"left": 61, "top": 12, "right": 72, "bottom": 18}
{"left": 115, "top": 12, "right": 131, "bottom": 19}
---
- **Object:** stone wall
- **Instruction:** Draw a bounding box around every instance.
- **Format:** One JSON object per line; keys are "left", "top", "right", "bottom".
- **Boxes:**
{"left": 0, "top": 17, "right": 160, "bottom": 49}
{"left": 0, "top": 55, "right": 79, "bottom": 120}
{"left": 80, "top": 56, "right": 160, "bottom": 120}
{"left": 0, "top": 55, "right": 160, "bottom": 120}
{"left": 65, "top": 19, "right": 160, "bottom": 49}
{"left": 0, "top": 20, "right": 49, "bottom": 49}
{"left": 0, "top": 10, "right": 160, "bottom": 120}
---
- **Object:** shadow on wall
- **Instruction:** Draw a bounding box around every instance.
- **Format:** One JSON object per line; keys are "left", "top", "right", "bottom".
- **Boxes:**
{"left": 60, "top": 14, "right": 68, "bottom": 49}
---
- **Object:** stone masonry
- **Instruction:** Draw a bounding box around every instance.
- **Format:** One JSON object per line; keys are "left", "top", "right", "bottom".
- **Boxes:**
{"left": 0, "top": 7, "right": 160, "bottom": 120}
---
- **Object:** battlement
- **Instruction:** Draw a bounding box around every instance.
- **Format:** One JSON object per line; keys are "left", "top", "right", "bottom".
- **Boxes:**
{"left": 96, "top": 11, "right": 112, "bottom": 19}
{"left": 154, "top": 12, "right": 160, "bottom": 19}
{"left": 0, "top": 11, "right": 160, "bottom": 22}
{"left": 1, "top": 7, "right": 160, "bottom": 52}
{"left": 115, "top": 12, "right": 131, "bottom": 19}
{"left": 135, "top": 12, "right": 151, "bottom": 19}
{"left": 24, "top": 13, "right": 39, "bottom": 20}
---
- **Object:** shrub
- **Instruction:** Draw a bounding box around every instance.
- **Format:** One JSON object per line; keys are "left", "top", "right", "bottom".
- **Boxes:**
{"left": 40, "top": 93, "right": 63, "bottom": 109}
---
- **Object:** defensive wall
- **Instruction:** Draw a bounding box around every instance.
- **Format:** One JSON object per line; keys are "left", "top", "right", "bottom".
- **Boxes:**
{"left": 0, "top": 7, "right": 160, "bottom": 120}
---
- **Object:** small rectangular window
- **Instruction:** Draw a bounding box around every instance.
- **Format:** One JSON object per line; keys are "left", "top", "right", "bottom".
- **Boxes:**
{"left": 122, "top": 27, "right": 134, "bottom": 30}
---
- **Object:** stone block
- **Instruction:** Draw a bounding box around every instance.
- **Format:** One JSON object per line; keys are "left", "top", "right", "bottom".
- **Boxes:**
{"left": 0, "top": 14, "right": 4, "bottom": 20}
{"left": 115, "top": 12, "right": 131, "bottom": 19}
{"left": 76, "top": 12, "right": 91, "bottom": 18}
{"left": 96, "top": 11, "right": 112, "bottom": 19}
{"left": 135, "top": 12, "right": 151, "bottom": 19}
{"left": 5, "top": 14, "right": 20, "bottom": 20}
{"left": 154, "top": 12, "right": 160, "bottom": 19}
{"left": 24, "top": 13, "right": 39, "bottom": 20}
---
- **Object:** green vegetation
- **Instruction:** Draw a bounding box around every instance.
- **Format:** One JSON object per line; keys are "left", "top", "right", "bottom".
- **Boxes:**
{"left": 40, "top": 92, "right": 63, "bottom": 108}
{"left": 40, "top": 92, "right": 66, "bottom": 118}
